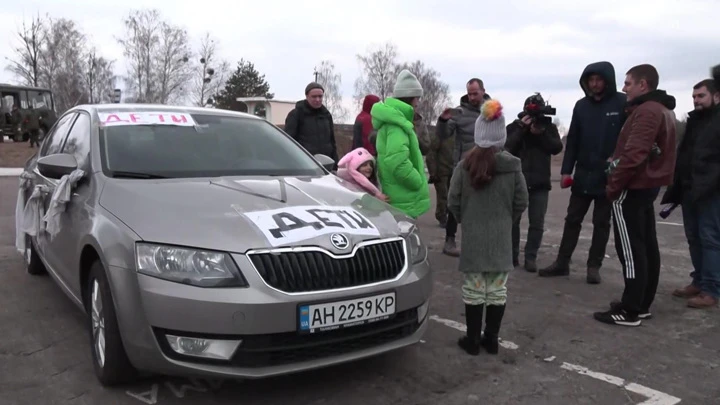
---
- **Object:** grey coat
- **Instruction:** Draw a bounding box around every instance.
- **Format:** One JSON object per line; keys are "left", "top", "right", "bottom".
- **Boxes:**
{"left": 448, "top": 151, "right": 529, "bottom": 273}
{"left": 435, "top": 94, "right": 491, "bottom": 165}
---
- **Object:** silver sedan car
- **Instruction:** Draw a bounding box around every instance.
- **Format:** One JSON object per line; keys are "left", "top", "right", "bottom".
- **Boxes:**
{"left": 15, "top": 105, "right": 432, "bottom": 386}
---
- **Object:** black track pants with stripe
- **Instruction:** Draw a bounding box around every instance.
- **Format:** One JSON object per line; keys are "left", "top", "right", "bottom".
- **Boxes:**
{"left": 611, "top": 188, "right": 661, "bottom": 315}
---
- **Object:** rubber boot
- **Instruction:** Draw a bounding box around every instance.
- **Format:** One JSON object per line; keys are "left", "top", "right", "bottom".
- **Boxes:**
{"left": 457, "top": 304, "right": 483, "bottom": 355}
{"left": 481, "top": 304, "right": 506, "bottom": 355}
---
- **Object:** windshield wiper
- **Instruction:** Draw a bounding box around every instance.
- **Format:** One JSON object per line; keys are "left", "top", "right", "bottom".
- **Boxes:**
{"left": 111, "top": 171, "right": 169, "bottom": 179}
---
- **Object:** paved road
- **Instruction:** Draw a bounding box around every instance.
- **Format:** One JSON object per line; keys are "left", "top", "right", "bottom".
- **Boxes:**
{"left": 0, "top": 175, "right": 717, "bottom": 405}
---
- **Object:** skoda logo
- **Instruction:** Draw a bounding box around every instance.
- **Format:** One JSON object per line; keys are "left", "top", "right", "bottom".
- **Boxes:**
{"left": 330, "top": 233, "right": 349, "bottom": 250}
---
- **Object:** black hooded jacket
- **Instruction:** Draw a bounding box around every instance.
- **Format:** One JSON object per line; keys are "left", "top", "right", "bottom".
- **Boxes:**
{"left": 284, "top": 100, "right": 338, "bottom": 163}
{"left": 561, "top": 61, "right": 628, "bottom": 196}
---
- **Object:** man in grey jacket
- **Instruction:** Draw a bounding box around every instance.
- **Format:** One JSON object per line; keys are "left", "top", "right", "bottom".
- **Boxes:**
{"left": 436, "top": 78, "right": 491, "bottom": 256}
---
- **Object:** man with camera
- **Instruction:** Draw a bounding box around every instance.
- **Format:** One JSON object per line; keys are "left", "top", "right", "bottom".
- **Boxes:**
{"left": 540, "top": 61, "right": 627, "bottom": 284}
{"left": 505, "top": 94, "right": 564, "bottom": 271}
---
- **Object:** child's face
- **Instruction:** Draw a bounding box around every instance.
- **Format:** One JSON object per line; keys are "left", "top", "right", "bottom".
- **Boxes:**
{"left": 358, "top": 161, "right": 374, "bottom": 177}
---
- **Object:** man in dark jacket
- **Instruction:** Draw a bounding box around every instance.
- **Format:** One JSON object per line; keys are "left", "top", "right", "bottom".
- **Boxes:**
{"left": 284, "top": 82, "right": 338, "bottom": 166}
{"left": 506, "top": 93, "right": 563, "bottom": 272}
{"left": 662, "top": 78, "right": 720, "bottom": 309}
{"left": 595, "top": 64, "right": 676, "bottom": 326}
{"left": 435, "top": 78, "right": 491, "bottom": 256}
{"left": 353, "top": 94, "right": 380, "bottom": 155}
{"left": 540, "top": 61, "right": 627, "bottom": 284}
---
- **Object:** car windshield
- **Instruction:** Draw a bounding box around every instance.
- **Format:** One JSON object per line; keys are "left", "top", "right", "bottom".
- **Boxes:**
{"left": 99, "top": 112, "right": 326, "bottom": 178}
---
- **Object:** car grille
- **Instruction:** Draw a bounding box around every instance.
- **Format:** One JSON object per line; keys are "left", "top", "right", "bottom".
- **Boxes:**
{"left": 230, "top": 308, "right": 420, "bottom": 368}
{"left": 248, "top": 240, "right": 406, "bottom": 293}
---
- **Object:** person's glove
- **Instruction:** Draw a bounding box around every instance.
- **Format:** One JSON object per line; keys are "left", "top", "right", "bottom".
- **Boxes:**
{"left": 428, "top": 175, "right": 439, "bottom": 184}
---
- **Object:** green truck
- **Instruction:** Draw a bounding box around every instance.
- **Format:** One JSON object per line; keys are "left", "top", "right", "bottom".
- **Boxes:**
{"left": 1, "top": 84, "right": 57, "bottom": 142}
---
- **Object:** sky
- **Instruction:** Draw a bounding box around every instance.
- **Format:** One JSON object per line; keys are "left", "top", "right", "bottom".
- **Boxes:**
{"left": 2, "top": 0, "right": 719, "bottom": 129}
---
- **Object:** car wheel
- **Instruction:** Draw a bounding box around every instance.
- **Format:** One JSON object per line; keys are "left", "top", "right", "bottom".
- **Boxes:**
{"left": 25, "top": 234, "right": 47, "bottom": 275}
{"left": 86, "top": 261, "right": 138, "bottom": 386}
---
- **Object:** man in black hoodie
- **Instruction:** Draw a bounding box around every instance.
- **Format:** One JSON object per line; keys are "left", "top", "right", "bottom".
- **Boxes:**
{"left": 284, "top": 82, "right": 339, "bottom": 167}
{"left": 540, "top": 61, "right": 627, "bottom": 284}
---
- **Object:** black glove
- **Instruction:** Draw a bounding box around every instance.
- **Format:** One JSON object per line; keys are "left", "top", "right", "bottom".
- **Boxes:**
{"left": 428, "top": 175, "right": 438, "bottom": 184}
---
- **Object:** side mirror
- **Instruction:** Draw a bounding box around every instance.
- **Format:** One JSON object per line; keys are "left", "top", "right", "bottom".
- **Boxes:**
{"left": 314, "top": 154, "right": 336, "bottom": 172}
{"left": 37, "top": 153, "right": 78, "bottom": 179}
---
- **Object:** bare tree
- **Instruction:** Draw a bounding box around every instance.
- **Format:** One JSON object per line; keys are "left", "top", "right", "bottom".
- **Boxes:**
{"left": 41, "top": 18, "right": 89, "bottom": 112}
{"left": 315, "top": 60, "right": 348, "bottom": 122}
{"left": 353, "top": 42, "right": 398, "bottom": 106}
{"left": 156, "top": 22, "right": 192, "bottom": 104}
{"left": 118, "top": 9, "right": 191, "bottom": 104}
{"left": 5, "top": 14, "right": 46, "bottom": 86}
{"left": 85, "top": 49, "right": 117, "bottom": 104}
{"left": 393, "top": 60, "right": 451, "bottom": 127}
{"left": 192, "top": 33, "right": 230, "bottom": 107}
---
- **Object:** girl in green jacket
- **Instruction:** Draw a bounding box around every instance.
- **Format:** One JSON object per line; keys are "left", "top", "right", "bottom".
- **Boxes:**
{"left": 370, "top": 69, "right": 431, "bottom": 219}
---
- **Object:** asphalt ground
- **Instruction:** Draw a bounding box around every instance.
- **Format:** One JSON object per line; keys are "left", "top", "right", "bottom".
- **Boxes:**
{"left": 0, "top": 174, "right": 717, "bottom": 405}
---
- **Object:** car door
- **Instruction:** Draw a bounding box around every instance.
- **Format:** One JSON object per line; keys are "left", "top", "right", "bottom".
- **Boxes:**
{"left": 46, "top": 111, "right": 93, "bottom": 296}
{"left": 32, "top": 112, "right": 78, "bottom": 287}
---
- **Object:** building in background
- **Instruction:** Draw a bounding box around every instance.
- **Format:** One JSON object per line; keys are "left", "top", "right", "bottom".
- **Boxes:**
{"left": 234, "top": 97, "right": 295, "bottom": 126}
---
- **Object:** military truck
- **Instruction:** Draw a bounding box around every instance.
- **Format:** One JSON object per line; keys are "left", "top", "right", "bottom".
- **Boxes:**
{"left": 0, "top": 84, "right": 57, "bottom": 142}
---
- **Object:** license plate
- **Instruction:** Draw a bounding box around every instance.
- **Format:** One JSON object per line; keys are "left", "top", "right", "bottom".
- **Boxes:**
{"left": 298, "top": 292, "right": 396, "bottom": 334}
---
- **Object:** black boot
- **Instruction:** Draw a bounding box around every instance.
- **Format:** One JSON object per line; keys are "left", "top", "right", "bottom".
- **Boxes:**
{"left": 481, "top": 304, "right": 506, "bottom": 355}
{"left": 458, "top": 304, "right": 483, "bottom": 355}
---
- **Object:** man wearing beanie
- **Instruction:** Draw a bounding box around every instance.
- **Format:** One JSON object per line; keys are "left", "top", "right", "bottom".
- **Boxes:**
{"left": 369, "top": 69, "right": 430, "bottom": 219}
{"left": 448, "top": 99, "right": 528, "bottom": 355}
{"left": 284, "top": 82, "right": 339, "bottom": 167}
{"left": 435, "top": 78, "right": 491, "bottom": 257}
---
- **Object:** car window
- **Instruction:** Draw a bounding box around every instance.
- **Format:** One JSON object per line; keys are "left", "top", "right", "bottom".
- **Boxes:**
{"left": 40, "top": 113, "right": 77, "bottom": 157}
{"left": 99, "top": 112, "right": 325, "bottom": 178}
{"left": 61, "top": 112, "right": 91, "bottom": 168}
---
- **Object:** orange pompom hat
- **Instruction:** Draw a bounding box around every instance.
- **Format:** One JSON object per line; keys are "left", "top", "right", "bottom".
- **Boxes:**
{"left": 474, "top": 99, "right": 506, "bottom": 148}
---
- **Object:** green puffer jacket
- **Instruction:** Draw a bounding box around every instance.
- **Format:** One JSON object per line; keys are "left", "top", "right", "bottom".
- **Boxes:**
{"left": 371, "top": 98, "right": 430, "bottom": 219}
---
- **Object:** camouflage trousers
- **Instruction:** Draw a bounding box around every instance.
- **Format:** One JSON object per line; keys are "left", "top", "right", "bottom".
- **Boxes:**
{"left": 461, "top": 272, "right": 510, "bottom": 306}
{"left": 434, "top": 175, "right": 450, "bottom": 222}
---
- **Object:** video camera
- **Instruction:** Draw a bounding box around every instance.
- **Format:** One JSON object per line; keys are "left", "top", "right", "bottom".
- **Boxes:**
{"left": 713, "top": 64, "right": 720, "bottom": 87}
{"left": 518, "top": 92, "right": 556, "bottom": 129}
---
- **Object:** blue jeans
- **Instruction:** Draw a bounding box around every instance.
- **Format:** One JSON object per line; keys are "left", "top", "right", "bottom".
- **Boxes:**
{"left": 682, "top": 193, "right": 720, "bottom": 298}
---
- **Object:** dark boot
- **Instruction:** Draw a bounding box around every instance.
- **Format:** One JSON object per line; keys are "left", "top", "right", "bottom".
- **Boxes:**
{"left": 524, "top": 260, "right": 537, "bottom": 273}
{"left": 443, "top": 238, "right": 460, "bottom": 257}
{"left": 458, "top": 304, "right": 483, "bottom": 355}
{"left": 586, "top": 266, "right": 601, "bottom": 284}
{"left": 538, "top": 261, "right": 570, "bottom": 277}
{"left": 481, "top": 304, "right": 506, "bottom": 355}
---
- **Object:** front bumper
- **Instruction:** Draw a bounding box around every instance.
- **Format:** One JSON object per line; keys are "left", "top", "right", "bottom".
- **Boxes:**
{"left": 107, "top": 254, "right": 432, "bottom": 379}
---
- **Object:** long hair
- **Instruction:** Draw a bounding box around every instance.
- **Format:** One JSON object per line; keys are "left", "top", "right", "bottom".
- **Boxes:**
{"left": 463, "top": 146, "right": 498, "bottom": 189}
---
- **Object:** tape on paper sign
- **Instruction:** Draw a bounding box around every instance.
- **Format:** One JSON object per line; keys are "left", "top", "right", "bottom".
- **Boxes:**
{"left": 98, "top": 112, "right": 196, "bottom": 127}
{"left": 242, "top": 205, "right": 380, "bottom": 247}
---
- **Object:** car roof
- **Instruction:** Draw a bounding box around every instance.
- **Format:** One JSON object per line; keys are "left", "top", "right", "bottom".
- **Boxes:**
{"left": 68, "top": 104, "right": 262, "bottom": 121}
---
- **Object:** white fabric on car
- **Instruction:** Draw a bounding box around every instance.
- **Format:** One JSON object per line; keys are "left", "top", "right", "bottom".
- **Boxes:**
{"left": 22, "top": 183, "right": 51, "bottom": 238}
{"left": 43, "top": 169, "right": 85, "bottom": 238}
{"left": 14, "top": 171, "right": 36, "bottom": 254}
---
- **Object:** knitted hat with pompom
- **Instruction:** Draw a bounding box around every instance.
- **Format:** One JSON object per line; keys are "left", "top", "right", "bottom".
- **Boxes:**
{"left": 473, "top": 99, "right": 506, "bottom": 149}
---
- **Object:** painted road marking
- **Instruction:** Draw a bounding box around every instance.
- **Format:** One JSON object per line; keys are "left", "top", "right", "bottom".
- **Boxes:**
{"left": 0, "top": 168, "right": 23, "bottom": 177}
{"left": 561, "top": 362, "right": 682, "bottom": 405}
{"left": 430, "top": 315, "right": 681, "bottom": 404}
{"left": 657, "top": 221, "right": 683, "bottom": 227}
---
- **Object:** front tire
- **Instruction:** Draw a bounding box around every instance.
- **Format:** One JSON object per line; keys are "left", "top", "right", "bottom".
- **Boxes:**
{"left": 86, "top": 261, "right": 138, "bottom": 386}
{"left": 25, "top": 234, "right": 47, "bottom": 275}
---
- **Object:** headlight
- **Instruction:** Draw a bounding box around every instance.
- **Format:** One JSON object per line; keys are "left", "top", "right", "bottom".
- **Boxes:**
{"left": 398, "top": 221, "right": 427, "bottom": 265}
{"left": 135, "top": 243, "right": 247, "bottom": 288}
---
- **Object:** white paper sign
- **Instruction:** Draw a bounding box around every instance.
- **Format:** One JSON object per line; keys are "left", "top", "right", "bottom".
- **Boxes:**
{"left": 98, "top": 112, "right": 196, "bottom": 127}
{"left": 241, "top": 205, "right": 380, "bottom": 247}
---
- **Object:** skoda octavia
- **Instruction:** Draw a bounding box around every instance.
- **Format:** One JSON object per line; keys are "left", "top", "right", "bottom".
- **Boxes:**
{"left": 16, "top": 105, "right": 432, "bottom": 386}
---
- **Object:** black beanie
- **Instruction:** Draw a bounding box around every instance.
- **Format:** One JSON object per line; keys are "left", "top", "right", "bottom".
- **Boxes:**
{"left": 305, "top": 82, "right": 325, "bottom": 95}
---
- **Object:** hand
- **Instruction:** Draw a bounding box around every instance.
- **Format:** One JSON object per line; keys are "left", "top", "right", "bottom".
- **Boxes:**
{"left": 378, "top": 193, "right": 390, "bottom": 202}
{"left": 561, "top": 175, "right": 573, "bottom": 189}
{"left": 520, "top": 115, "right": 533, "bottom": 127}
{"left": 440, "top": 108, "right": 454, "bottom": 120}
{"left": 428, "top": 175, "right": 438, "bottom": 184}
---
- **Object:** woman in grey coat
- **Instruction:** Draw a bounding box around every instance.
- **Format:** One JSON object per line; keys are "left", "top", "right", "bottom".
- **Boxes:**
{"left": 448, "top": 99, "right": 529, "bottom": 355}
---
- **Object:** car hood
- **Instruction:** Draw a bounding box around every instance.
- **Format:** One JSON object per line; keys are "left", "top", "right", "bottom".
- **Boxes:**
{"left": 99, "top": 174, "right": 411, "bottom": 253}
